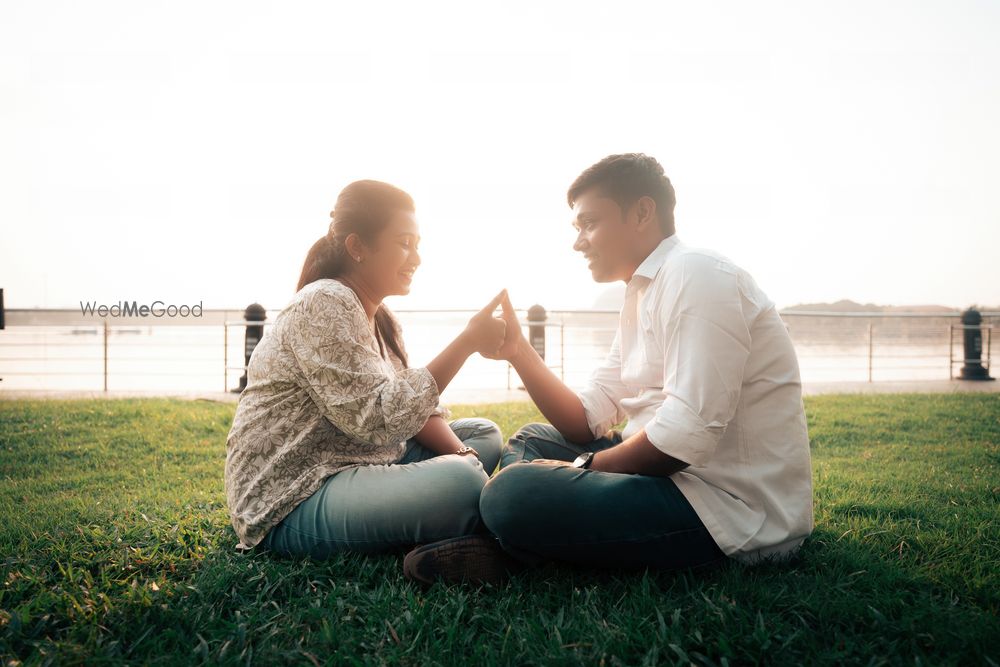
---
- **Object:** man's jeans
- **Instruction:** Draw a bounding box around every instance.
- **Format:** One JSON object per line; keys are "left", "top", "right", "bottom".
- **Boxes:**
{"left": 479, "top": 423, "right": 728, "bottom": 571}
{"left": 259, "top": 418, "right": 503, "bottom": 559}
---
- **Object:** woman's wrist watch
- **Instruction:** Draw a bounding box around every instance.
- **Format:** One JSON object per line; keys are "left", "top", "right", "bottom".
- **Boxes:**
{"left": 572, "top": 451, "right": 595, "bottom": 469}
{"left": 455, "top": 446, "right": 479, "bottom": 458}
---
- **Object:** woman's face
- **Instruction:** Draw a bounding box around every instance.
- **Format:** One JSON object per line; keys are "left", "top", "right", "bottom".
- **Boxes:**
{"left": 359, "top": 210, "right": 421, "bottom": 297}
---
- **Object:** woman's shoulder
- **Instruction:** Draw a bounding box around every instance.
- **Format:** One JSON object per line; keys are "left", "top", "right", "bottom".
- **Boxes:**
{"left": 291, "top": 279, "right": 362, "bottom": 314}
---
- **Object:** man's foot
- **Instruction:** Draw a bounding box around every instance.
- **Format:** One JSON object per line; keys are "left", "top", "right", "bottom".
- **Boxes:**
{"left": 402, "top": 534, "right": 519, "bottom": 586}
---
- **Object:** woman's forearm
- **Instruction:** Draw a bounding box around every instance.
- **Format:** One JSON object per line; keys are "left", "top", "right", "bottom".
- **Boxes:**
{"left": 424, "top": 332, "right": 476, "bottom": 395}
{"left": 413, "top": 414, "right": 465, "bottom": 455}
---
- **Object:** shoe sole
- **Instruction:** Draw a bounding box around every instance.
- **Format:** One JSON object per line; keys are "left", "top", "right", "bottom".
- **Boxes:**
{"left": 403, "top": 535, "right": 515, "bottom": 586}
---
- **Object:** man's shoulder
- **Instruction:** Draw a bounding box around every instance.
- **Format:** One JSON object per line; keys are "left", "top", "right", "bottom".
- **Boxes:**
{"left": 667, "top": 243, "right": 741, "bottom": 274}
{"left": 657, "top": 244, "right": 773, "bottom": 309}
{"left": 657, "top": 244, "right": 744, "bottom": 290}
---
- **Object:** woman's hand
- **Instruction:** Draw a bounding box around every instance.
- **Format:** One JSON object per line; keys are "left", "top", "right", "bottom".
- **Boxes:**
{"left": 482, "top": 291, "right": 527, "bottom": 362}
{"left": 461, "top": 290, "right": 508, "bottom": 357}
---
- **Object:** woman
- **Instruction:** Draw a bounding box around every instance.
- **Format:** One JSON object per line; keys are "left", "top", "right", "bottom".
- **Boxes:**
{"left": 224, "top": 179, "right": 510, "bottom": 572}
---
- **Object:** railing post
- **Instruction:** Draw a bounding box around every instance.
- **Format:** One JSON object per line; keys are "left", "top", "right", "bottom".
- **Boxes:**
{"left": 223, "top": 322, "right": 229, "bottom": 393}
{"left": 103, "top": 320, "right": 109, "bottom": 392}
{"left": 527, "top": 305, "right": 547, "bottom": 360}
{"left": 959, "top": 307, "right": 994, "bottom": 381}
{"left": 560, "top": 321, "right": 565, "bottom": 382}
{"left": 987, "top": 325, "right": 992, "bottom": 373}
{"left": 235, "top": 304, "right": 267, "bottom": 393}
{"left": 949, "top": 324, "right": 954, "bottom": 380}
{"left": 867, "top": 322, "right": 873, "bottom": 383}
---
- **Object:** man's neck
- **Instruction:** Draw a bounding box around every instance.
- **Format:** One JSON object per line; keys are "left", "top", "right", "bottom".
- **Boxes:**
{"left": 623, "top": 232, "right": 672, "bottom": 283}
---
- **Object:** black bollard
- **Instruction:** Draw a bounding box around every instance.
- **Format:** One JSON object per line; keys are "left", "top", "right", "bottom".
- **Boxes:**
{"left": 527, "top": 305, "right": 547, "bottom": 360}
{"left": 235, "top": 303, "right": 267, "bottom": 392}
{"left": 958, "top": 308, "right": 994, "bottom": 381}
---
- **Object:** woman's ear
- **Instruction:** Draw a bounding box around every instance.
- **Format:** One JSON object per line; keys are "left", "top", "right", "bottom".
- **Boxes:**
{"left": 344, "top": 233, "right": 365, "bottom": 263}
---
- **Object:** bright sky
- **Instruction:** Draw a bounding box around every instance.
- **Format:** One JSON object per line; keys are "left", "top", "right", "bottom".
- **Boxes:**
{"left": 2, "top": 0, "right": 999, "bottom": 314}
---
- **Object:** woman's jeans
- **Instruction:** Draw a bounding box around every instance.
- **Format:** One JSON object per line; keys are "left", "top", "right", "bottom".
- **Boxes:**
{"left": 479, "top": 423, "right": 728, "bottom": 571}
{"left": 259, "top": 418, "right": 503, "bottom": 559}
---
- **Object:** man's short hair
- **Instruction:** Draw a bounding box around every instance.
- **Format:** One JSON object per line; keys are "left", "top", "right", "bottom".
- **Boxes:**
{"left": 567, "top": 153, "right": 676, "bottom": 233}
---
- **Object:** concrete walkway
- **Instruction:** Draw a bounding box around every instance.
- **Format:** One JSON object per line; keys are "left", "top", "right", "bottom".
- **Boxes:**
{"left": 1, "top": 379, "right": 996, "bottom": 405}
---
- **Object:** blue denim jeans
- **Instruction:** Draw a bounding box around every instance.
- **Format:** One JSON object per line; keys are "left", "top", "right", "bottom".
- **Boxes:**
{"left": 259, "top": 418, "right": 503, "bottom": 559}
{"left": 479, "top": 423, "right": 728, "bottom": 571}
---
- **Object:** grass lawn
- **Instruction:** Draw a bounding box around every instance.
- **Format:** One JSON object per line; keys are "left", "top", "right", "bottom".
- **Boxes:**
{"left": 0, "top": 394, "right": 998, "bottom": 666}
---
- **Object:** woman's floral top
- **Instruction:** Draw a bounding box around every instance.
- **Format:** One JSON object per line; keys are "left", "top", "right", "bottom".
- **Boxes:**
{"left": 224, "top": 278, "right": 445, "bottom": 550}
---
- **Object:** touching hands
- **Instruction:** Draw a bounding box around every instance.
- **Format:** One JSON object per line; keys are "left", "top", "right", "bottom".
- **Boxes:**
{"left": 463, "top": 289, "right": 527, "bottom": 361}
{"left": 462, "top": 290, "right": 508, "bottom": 357}
{"left": 481, "top": 290, "right": 525, "bottom": 362}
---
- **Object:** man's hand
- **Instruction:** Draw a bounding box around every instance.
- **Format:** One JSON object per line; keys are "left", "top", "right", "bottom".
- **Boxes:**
{"left": 483, "top": 291, "right": 527, "bottom": 362}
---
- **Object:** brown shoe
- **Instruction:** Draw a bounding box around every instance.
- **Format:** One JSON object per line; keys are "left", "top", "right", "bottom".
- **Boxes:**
{"left": 403, "top": 535, "right": 518, "bottom": 586}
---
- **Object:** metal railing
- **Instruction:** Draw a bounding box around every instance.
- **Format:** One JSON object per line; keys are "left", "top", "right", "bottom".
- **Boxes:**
{"left": 1, "top": 308, "right": 997, "bottom": 392}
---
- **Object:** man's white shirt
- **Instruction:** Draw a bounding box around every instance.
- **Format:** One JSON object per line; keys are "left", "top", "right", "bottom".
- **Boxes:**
{"left": 577, "top": 234, "right": 814, "bottom": 563}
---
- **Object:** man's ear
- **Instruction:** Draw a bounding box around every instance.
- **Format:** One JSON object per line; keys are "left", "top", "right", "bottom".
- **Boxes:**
{"left": 634, "top": 196, "right": 658, "bottom": 232}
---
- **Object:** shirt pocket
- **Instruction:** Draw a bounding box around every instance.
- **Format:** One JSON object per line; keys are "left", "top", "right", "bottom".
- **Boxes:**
{"left": 636, "top": 306, "right": 663, "bottom": 383}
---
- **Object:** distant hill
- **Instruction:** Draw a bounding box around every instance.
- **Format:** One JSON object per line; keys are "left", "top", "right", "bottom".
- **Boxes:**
{"left": 783, "top": 300, "right": 968, "bottom": 313}
{"left": 595, "top": 294, "right": 998, "bottom": 313}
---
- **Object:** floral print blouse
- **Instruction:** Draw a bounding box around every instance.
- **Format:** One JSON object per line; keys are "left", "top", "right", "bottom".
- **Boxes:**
{"left": 224, "top": 278, "right": 446, "bottom": 550}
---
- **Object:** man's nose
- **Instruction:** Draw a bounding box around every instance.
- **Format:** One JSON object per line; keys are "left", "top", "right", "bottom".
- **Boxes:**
{"left": 573, "top": 234, "right": 588, "bottom": 252}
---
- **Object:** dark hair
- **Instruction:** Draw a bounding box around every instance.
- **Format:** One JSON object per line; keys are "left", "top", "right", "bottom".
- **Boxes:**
{"left": 295, "top": 179, "right": 414, "bottom": 366}
{"left": 566, "top": 153, "right": 676, "bottom": 233}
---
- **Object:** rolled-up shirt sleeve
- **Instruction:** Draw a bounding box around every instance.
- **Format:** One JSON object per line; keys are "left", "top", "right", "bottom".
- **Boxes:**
{"left": 644, "top": 258, "right": 752, "bottom": 466}
{"left": 285, "top": 288, "right": 440, "bottom": 448}
{"left": 577, "top": 329, "right": 630, "bottom": 438}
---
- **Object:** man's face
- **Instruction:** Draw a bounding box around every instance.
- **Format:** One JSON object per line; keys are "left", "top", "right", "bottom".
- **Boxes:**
{"left": 571, "top": 188, "right": 633, "bottom": 283}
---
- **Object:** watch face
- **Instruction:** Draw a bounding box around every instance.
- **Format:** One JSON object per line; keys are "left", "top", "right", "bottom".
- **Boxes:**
{"left": 573, "top": 452, "right": 592, "bottom": 468}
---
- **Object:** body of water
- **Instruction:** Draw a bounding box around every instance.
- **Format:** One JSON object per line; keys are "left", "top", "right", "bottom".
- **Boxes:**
{"left": 0, "top": 310, "right": 996, "bottom": 393}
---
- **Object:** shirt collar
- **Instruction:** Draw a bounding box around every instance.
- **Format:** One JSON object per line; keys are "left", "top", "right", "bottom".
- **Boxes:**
{"left": 631, "top": 234, "right": 681, "bottom": 282}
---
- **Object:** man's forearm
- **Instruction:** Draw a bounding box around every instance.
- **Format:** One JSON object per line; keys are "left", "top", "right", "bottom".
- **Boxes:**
{"left": 508, "top": 338, "right": 594, "bottom": 444}
{"left": 592, "top": 429, "right": 689, "bottom": 477}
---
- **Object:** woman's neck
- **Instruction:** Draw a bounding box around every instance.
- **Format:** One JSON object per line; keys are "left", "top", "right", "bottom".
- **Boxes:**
{"left": 336, "top": 274, "right": 382, "bottom": 323}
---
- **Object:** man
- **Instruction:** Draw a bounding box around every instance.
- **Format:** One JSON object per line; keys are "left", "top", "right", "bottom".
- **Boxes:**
{"left": 403, "top": 153, "right": 813, "bottom": 585}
